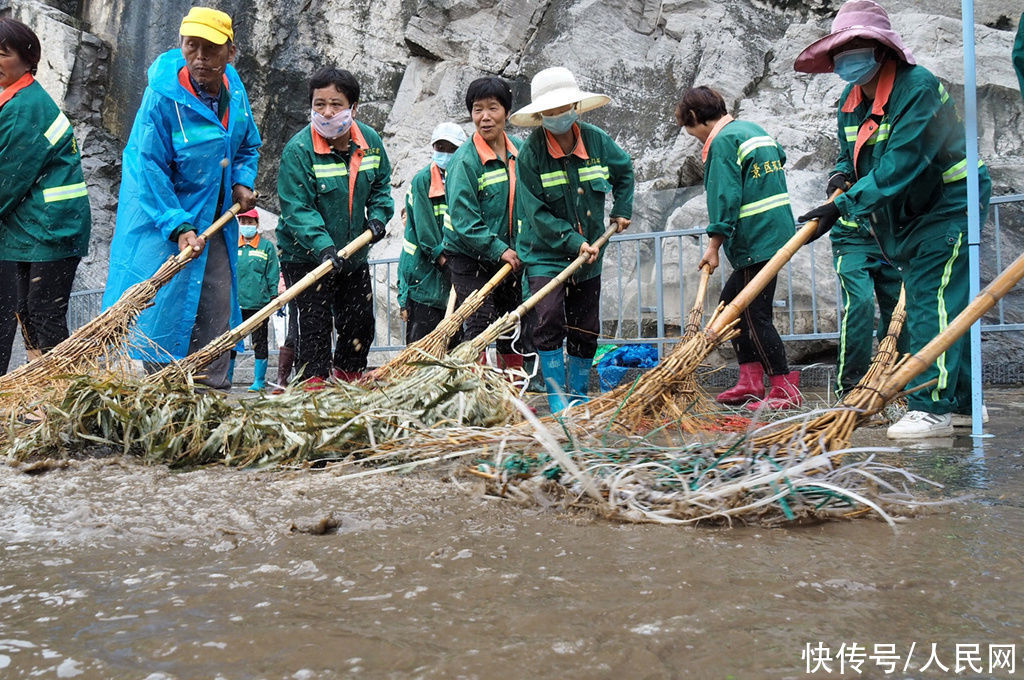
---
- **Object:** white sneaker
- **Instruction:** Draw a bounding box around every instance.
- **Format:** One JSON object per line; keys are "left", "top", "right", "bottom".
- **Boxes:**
{"left": 950, "top": 405, "right": 989, "bottom": 427}
{"left": 886, "top": 410, "right": 954, "bottom": 439}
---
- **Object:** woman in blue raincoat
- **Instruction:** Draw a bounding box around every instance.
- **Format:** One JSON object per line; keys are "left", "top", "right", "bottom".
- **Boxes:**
{"left": 103, "top": 7, "right": 260, "bottom": 388}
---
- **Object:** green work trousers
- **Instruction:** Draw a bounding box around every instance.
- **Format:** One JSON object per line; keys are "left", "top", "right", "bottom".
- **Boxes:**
{"left": 893, "top": 230, "right": 972, "bottom": 415}
{"left": 833, "top": 247, "right": 904, "bottom": 398}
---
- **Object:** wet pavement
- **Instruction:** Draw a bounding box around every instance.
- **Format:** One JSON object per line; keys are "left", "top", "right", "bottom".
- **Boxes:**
{"left": 2, "top": 389, "right": 1024, "bottom": 678}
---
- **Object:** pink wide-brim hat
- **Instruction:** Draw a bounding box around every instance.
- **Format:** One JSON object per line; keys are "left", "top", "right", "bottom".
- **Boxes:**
{"left": 794, "top": 0, "right": 915, "bottom": 73}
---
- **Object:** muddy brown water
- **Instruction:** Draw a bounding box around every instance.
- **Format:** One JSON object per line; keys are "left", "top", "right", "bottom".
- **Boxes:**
{"left": 3, "top": 390, "right": 1024, "bottom": 679}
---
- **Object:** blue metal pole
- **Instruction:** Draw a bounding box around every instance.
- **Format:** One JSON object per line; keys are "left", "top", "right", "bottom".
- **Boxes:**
{"left": 961, "top": 0, "right": 984, "bottom": 436}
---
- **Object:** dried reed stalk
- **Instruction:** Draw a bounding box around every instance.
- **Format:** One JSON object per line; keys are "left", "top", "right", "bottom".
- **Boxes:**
{"left": 0, "top": 203, "right": 244, "bottom": 409}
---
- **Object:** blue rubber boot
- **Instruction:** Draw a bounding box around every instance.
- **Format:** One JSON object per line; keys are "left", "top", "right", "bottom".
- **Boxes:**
{"left": 567, "top": 354, "right": 592, "bottom": 404}
{"left": 249, "top": 358, "right": 268, "bottom": 392}
{"left": 227, "top": 357, "right": 236, "bottom": 386}
{"left": 537, "top": 349, "right": 568, "bottom": 414}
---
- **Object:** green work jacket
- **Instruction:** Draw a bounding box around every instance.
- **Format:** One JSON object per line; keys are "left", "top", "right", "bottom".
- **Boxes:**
{"left": 515, "top": 121, "right": 634, "bottom": 280}
{"left": 277, "top": 121, "right": 394, "bottom": 269}
{"left": 398, "top": 162, "right": 450, "bottom": 309}
{"left": 704, "top": 119, "right": 793, "bottom": 268}
{"left": 0, "top": 76, "right": 90, "bottom": 261}
{"left": 237, "top": 234, "right": 280, "bottom": 309}
{"left": 831, "top": 61, "right": 991, "bottom": 255}
{"left": 442, "top": 131, "right": 522, "bottom": 263}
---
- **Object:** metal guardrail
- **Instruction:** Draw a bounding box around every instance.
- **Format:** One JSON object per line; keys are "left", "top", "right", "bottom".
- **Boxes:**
{"left": 68, "top": 193, "right": 1024, "bottom": 358}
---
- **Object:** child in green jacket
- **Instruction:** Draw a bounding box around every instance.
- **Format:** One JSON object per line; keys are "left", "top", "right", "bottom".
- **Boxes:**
{"left": 511, "top": 67, "right": 634, "bottom": 413}
{"left": 235, "top": 208, "right": 279, "bottom": 391}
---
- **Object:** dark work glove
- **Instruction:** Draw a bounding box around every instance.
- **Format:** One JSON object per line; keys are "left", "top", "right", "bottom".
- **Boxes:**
{"left": 798, "top": 202, "right": 840, "bottom": 244}
{"left": 825, "top": 172, "right": 850, "bottom": 199}
{"left": 368, "top": 219, "right": 387, "bottom": 244}
{"left": 320, "top": 247, "right": 343, "bottom": 272}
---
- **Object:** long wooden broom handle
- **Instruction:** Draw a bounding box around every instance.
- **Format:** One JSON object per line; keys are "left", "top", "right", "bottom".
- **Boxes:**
{"left": 226, "top": 230, "right": 374, "bottom": 341}
{"left": 514, "top": 222, "right": 620, "bottom": 317}
{"left": 879, "top": 246, "right": 1024, "bottom": 401}
{"left": 707, "top": 189, "right": 842, "bottom": 338}
{"left": 171, "top": 193, "right": 257, "bottom": 265}
{"left": 692, "top": 264, "right": 711, "bottom": 315}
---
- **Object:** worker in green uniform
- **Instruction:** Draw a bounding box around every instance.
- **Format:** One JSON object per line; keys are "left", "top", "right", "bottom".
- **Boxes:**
{"left": 0, "top": 18, "right": 91, "bottom": 365}
{"left": 277, "top": 67, "right": 392, "bottom": 385}
{"left": 677, "top": 86, "right": 802, "bottom": 410}
{"left": 235, "top": 208, "right": 279, "bottom": 391}
{"left": 511, "top": 67, "right": 634, "bottom": 413}
{"left": 823, "top": 179, "right": 904, "bottom": 400}
{"left": 441, "top": 76, "right": 524, "bottom": 372}
{"left": 796, "top": 0, "right": 991, "bottom": 438}
{"left": 398, "top": 121, "right": 467, "bottom": 343}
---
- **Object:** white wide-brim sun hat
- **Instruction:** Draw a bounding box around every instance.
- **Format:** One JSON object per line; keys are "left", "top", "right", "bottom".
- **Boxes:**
{"left": 509, "top": 67, "right": 611, "bottom": 127}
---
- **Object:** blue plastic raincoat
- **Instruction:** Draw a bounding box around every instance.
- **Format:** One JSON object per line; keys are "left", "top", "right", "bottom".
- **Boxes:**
{"left": 102, "top": 49, "right": 261, "bottom": 361}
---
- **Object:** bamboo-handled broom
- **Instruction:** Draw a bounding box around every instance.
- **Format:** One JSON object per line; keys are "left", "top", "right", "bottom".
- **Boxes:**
{"left": 151, "top": 229, "right": 375, "bottom": 383}
{"left": 0, "top": 200, "right": 249, "bottom": 403}
{"left": 368, "top": 262, "right": 515, "bottom": 382}
{"left": 586, "top": 192, "right": 839, "bottom": 429}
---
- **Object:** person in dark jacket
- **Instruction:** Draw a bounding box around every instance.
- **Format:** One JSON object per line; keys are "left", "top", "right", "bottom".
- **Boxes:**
{"left": 0, "top": 18, "right": 91, "bottom": 366}
{"left": 796, "top": 0, "right": 991, "bottom": 438}
{"left": 511, "top": 67, "right": 634, "bottom": 413}
{"left": 276, "top": 67, "right": 392, "bottom": 385}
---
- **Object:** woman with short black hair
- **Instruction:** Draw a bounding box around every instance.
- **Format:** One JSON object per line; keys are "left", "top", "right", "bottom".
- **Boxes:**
{"left": 0, "top": 17, "right": 91, "bottom": 366}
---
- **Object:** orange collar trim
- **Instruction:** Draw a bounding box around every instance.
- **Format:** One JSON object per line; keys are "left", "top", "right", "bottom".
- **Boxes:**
{"left": 544, "top": 123, "right": 589, "bottom": 160}
{"left": 841, "top": 59, "right": 897, "bottom": 114}
{"left": 701, "top": 115, "right": 734, "bottom": 164}
{"left": 239, "top": 233, "right": 261, "bottom": 248}
{"left": 0, "top": 73, "right": 35, "bottom": 110}
{"left": 311, "top": 118, "right": 368, "bottom": 155}
{"left": 472, "top": 131, "right": 516, "bottom": 164}
{"left": 428, "top": 163, "right": 446, "bottom": 198}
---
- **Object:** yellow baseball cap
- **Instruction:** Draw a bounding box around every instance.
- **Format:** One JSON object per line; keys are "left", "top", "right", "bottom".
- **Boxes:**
{"left": 179, "top": 7, "right": 234, "bottom": 45}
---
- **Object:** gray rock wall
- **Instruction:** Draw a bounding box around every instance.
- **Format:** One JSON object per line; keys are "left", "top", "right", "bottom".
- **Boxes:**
{"left": 10, "top": 0, "right": 1024, "bottom": 365}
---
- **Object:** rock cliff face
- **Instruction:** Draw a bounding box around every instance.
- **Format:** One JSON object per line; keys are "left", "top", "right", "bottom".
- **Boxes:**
{"left": 9, "top": 0, "right": 1024, "bottom": 363}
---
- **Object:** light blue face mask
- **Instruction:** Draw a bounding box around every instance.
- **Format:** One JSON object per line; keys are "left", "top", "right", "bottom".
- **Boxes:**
{"left": 239, "top": 224, "right": 258, "bottom": 239}
{"left": 541, "top": 108, "right": 579, "bottom": 135}
{"left": 834, "top": 47, "right": 881, "bottom": 85}
{"left": 432, "top": 150, "right": 454, "bottom": 170}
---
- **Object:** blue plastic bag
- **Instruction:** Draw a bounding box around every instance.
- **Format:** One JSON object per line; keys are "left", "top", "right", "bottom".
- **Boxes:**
{"left": 595, "top": 344, "right": 660, "bottom": 392}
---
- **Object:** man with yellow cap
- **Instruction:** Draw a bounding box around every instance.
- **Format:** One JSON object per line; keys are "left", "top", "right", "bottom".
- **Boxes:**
{"left": 795, "top": 0, "right": 991, "bottom": 438}
{"left": 103, "top": 7, "right": 261, "bottom": 389}
{"left": 511, "top": 67, "right": 634, "bottom": 413}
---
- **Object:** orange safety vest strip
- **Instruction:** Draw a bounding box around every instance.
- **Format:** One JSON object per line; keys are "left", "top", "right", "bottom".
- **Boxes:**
{"left": 238, "top": 233, "right": 261, "bottom": 248}
{"left": 843, "top": 60, "right": 897, "bottom": 177}
{"left": 544, "top": 123, "right": 589, "bottom": 160}
{"left": 310, "top": 120, "right": 370, "bottom": 219}
{"left": 177, "top": 67, "right": 231, "bottom": 129}
{"left": 472, "top": 131, "right": 518, "bottom": 239}
{"left": 0, "top": 73, "right": 33, "bottom": 111}
{"left": 428, "top": 162, "right": 446, "bottom": 198}
{"left": 700, "top": 114, "right": 735, "bottom": 164}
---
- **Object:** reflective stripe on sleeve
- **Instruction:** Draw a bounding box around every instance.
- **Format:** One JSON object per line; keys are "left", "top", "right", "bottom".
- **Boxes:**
{"left": 403, "top": 239, "right": 418, "bottom": 255}
{"left": 42, "top": 182, "right": 88, "bottom": 203}
{"left": 942, "top": 158, "right": 985, "bottom": 184}
{"left": 44, "top": 113, "right": 71, "bottom": 146}
{"left": 738, "top": 192, "right": 790, "bottom": 219}
{"left": 737, "top": 136, "right": 777, "bottom": 164}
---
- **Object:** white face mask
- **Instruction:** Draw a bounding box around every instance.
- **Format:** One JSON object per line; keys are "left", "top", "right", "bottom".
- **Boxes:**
{"left": 311, "top": 108, "right": 353, "bottom": 139}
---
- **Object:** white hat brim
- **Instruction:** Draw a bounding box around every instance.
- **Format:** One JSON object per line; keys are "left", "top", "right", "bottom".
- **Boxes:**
{"left": 509, "top": 91, "right": 611, "bottom": 127}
